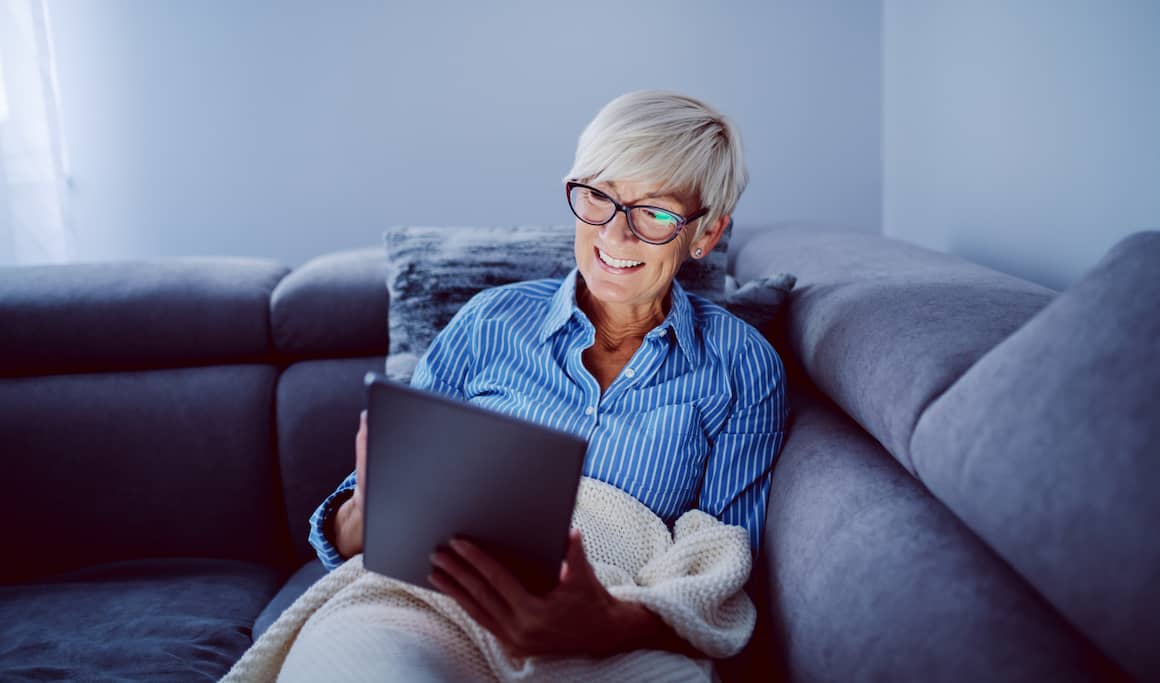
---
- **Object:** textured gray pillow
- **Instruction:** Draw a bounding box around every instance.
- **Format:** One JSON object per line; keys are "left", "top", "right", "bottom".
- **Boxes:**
{"left": 723, "top": 273, "right": 797, "bottom": 330}
{"left": 382, "top": 224, "right": 733, "bottom": 382}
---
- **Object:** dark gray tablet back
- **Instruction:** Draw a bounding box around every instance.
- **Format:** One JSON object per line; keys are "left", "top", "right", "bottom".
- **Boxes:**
{"left": 362, "top": 372, "right": 587, "bottom": 595}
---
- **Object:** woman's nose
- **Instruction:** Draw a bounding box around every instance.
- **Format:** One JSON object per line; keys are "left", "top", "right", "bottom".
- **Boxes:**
{"left": 600, "top": 209, "right": 637, "bottom": 244}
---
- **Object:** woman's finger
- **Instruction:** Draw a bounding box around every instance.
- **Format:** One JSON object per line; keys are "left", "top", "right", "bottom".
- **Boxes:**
{"left": 430, "top": 548, "right": 514, "bottom": 624}
{"left": 449, "top": 538, "right": 539, "bottom": 611}
{"left": 353, "top": 411, "right": 368, "bottom": 508}
{"left": 428, "top": 568, "right": 509, "bottom": 642}
{"left": 561, "top": 529, "right": 598, "bottom": 584}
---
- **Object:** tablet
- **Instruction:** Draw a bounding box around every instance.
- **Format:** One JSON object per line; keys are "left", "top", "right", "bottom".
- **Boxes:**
{"left": 361, "top": 372, "right": 588, "bottom": 595}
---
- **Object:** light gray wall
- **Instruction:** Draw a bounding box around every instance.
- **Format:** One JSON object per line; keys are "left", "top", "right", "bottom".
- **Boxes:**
{"left": 884, "top": 0, "right": 1160, "bottom": 291}
{"left": 44, "top": 0, "right": 881, "bottom": 267}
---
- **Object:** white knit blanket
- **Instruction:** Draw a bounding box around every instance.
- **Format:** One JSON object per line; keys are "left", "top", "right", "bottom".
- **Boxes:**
{"left": 220, "top": 478, "right": 755, "bottom": 682}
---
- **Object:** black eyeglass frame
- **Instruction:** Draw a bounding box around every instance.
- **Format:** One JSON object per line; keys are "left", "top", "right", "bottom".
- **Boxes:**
{"left": 565, "top": 180, "right": 709, "bottom": 246}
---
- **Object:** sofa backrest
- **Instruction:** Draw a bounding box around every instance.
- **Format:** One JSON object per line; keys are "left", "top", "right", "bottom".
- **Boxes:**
{"left": 0, "top": 259, "right": 286, "bottom": 377}
{"left": 752, "top": 385, "right": 1122, "bottom": 681}
{"left": 733, "top": 223, "right": 1160, "bottom": 681}
{"left": 909, "top": 231, "right": 1160, "bottom": 682}
{"left": 0, "top": 259, "right": 295, "bottom": 583}
{"left": 268, "top": 247, "right": 388, "bottom": 564}
{"left": 0, "top": 248, "right": 396, "bottom": 581}
{"left": 731, "top": 222, "right": 1057, "bottom": 472}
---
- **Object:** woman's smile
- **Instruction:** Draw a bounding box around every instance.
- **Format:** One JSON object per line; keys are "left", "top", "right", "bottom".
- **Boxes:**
{"left": 594, "top": 246, "right": 645, "bottom": 273}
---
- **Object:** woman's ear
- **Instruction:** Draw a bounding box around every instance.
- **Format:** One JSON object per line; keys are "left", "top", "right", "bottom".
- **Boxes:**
{"left": 691, "top": 215, "right": 731, "bottom": 258}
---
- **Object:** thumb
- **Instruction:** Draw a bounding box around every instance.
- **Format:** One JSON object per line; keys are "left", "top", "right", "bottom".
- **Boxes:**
{"left": 560, "top": 529, "right": 592, "bottom": 582}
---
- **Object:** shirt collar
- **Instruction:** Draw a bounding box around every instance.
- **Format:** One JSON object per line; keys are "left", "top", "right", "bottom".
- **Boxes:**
{"left": 538, "top": 268, "right": 581, "bottom": 344}
{"left": 664, "top": 277, "right": 701, "bottom": 364}
{"left": 538, "top": 268, "right": 701, "bottom": 364}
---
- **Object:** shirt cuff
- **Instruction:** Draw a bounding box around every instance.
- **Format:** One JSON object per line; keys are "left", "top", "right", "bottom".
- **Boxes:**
{"left": 308, "top": 473, "right": 358, "bottom": 572}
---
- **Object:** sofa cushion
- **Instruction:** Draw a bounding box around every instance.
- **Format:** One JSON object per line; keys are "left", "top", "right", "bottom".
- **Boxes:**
{"left": 757, "top": 385, "right": 1123, "bottom": 682}
{"left": 0, "top": 259, "right": 288, "bottom": 377}
{"left": 910, "top": 231, "right": 1160, "bottom": 682}
{"left": 270, "top": 248, "right": 389, "bottom": 358}
{"left": 0, "top": 365, "right": 292, "bottom": 583}
{"left": 253, "top": 559, "right": 327, "bottom": 640}
{"left": 731, "top": 222, "right": 1055, "bottom": 471}
{"left": 0, "top": 558, "right": 281, "bottom": 682}
{"left": 276, "top": 356, "right": 386, "bottom": 564}
{"left": 381, "top": 224, "right": 731, "bottom": 382}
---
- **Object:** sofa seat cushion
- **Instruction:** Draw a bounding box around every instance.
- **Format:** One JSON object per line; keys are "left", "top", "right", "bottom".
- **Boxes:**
{"left": 253, "top": 560, "right": 327, "bottom": 640}
{"left": 0, "top": 558, "right": 281, "bottom": 682}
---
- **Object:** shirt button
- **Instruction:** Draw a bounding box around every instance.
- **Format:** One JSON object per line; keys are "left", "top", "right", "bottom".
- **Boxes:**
{"left": 625, "top": 368, "right": 636, "bottom": 378}
{"left": 585, "top": 406, "right": 595, "bottom": 416}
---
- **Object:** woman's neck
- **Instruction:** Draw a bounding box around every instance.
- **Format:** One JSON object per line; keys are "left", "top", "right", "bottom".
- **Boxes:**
{"left": 577, "top": 281, "right": 668, "bottom": 352}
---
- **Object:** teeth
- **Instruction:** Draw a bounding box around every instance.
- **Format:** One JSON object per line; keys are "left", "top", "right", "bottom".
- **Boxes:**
{"left": 598, "top": 248, "right": 643, "bottom": 269}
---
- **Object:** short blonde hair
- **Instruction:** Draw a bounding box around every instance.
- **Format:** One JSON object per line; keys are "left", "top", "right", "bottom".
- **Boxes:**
{"left": 564, "top": 90, "right": 748, "bottom": 241}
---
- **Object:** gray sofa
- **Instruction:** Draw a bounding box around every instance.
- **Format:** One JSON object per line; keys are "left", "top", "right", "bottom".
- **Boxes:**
{"left": 1, "top": 224, "right": 1156, "bottom": 682}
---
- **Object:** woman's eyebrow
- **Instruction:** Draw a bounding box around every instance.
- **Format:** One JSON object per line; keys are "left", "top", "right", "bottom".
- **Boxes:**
{"left": 604, "top": 181, "right": 677, "bottom": 203}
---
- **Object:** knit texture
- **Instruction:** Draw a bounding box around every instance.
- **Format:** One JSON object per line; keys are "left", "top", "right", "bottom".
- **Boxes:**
{"left": 221, "top": 478, "right": 755, "bottom": 682}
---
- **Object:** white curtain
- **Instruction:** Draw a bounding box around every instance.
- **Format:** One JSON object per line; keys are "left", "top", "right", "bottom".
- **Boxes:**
{"left": 0, "top": 0, "right": 70, "bottom": 265}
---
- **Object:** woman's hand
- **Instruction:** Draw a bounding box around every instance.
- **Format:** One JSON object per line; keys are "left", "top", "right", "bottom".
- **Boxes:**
{"left": 353, "top": 410, "right": 369, "bottom": 512}
{"left": 333, "top": 410, "right": 368, "bottom": 558}
{"left": 428, "top": 529, "right": 654, "bottom": 658}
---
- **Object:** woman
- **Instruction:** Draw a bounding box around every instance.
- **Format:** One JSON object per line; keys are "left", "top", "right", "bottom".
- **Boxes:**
{"left": 308, "top": 90, "right": 787, "bottom": 662}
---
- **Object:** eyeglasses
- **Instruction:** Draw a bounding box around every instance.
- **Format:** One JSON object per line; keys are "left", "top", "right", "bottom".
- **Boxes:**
{"left": 565, "top": 181, "right": 708, "bottom": 246}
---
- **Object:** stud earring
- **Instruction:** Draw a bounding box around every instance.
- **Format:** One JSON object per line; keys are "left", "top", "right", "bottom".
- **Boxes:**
{"left": 693, "top": 247, "right": 703, "bottom": 258}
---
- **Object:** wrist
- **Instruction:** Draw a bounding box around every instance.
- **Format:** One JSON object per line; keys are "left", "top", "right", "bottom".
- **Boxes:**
{"left": 332, "top": 492, "right": 362, "bottom": 558}
{"left": 605, "top": 600, "right": 657, "bottom": 653}
{"left": 609, "top": 600, "right": 701, "bottom": 658}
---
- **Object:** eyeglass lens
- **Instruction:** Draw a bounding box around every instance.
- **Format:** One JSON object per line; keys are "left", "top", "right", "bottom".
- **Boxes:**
{"left": 568, "top": 185, "right": 683, "bottom": 243}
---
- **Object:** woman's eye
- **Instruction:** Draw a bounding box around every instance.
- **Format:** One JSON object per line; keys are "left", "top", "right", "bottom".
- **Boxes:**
{"left": 587, "top": 191, "right": 612, "bottom": 204}
{"left": 647, "top": 209, "right": 678, "bottom": 224}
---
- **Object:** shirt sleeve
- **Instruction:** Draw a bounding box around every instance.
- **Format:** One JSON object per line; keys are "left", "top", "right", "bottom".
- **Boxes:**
{"left": 307, "top": 291, "right": 489, "bottom": 571}
{"left": 307, "top": 470, "right": 358, "bottom": 571}
{"left": 697, "top": 331, "right": 789, "bottom": 555}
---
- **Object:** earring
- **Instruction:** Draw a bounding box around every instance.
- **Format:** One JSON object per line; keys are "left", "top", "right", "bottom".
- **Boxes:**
{"left": 693, "top": 247, "right": 703, "bottom": 259}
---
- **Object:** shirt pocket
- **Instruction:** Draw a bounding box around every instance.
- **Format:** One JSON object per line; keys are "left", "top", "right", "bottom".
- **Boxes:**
{"left": 622, "top": 401, "right": 711, "bottom": 510}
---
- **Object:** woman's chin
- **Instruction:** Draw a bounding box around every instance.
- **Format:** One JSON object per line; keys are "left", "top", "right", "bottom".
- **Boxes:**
{"left": 580, "top": 268, "right": 651, "bottom": 307}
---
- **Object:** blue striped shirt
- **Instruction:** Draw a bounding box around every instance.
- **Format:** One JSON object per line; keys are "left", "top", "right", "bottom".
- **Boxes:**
{"left": 309, "top": 269, "right": 788, "bottom": 571}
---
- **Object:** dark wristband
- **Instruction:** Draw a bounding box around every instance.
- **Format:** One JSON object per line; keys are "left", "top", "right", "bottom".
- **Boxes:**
{"left": 324, "top": 488, "right": 357, "bottom": 547}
